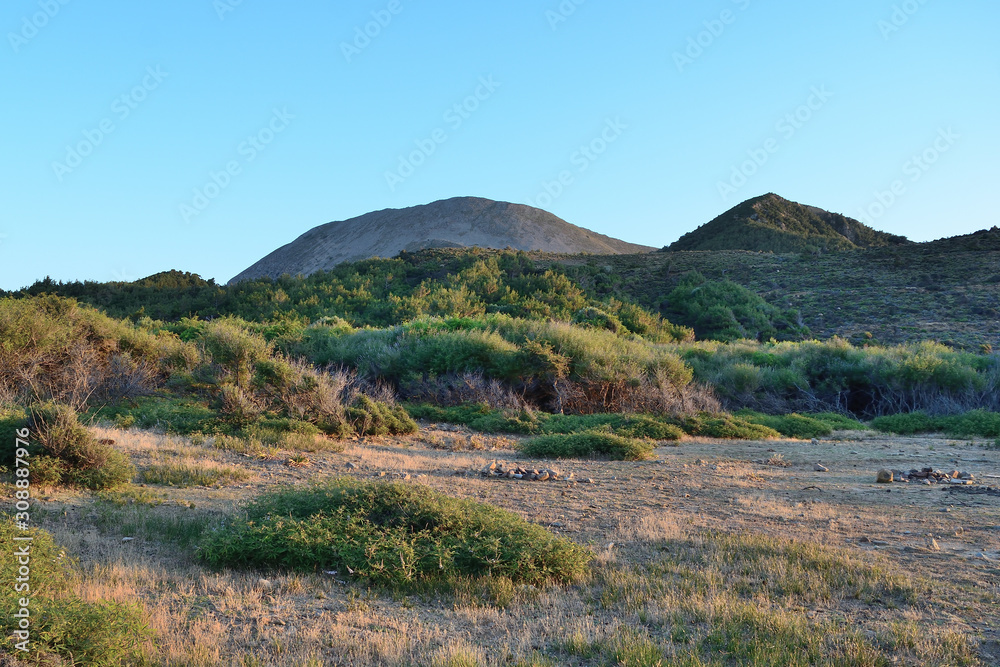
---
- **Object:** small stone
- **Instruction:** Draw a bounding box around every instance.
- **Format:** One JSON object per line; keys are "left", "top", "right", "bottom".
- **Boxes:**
{"left": 583, "top": 478, "right": 594, "bottom": 484}
{"left": 513, "top": 473, "right": 524, "bottom": 479}
{"left": 811, "top": 438, "right": 818, "bottom": 445}
{"left": 876, "top": 469, "right": 893, "bottom": 483}
{"left": 345, "top": 462, "right": 358, "bottom": 470}
{"left": 121, "top": 537, "right": 134, "bottom": 543}
{"left": 538, "top": 472, "right": 550, "bottom": 482}
{"left": 814, "top": 464, "right": 829, "bottom": 472}
{"left": 959, "top": 472, "right": 974, "bottom": 480}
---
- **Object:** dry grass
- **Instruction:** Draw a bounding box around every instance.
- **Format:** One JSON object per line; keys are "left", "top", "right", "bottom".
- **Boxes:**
{"left": 6, "top": 425, "right": 1000, "bottom": 665}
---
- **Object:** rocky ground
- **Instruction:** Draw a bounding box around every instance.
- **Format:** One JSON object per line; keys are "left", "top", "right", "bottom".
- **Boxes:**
{"left": 21, "top": 425, "right": 1000, "bottom": 665}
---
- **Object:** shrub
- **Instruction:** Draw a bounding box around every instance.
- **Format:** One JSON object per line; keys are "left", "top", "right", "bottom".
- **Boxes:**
{"left": 198, "top": 479, "right": 591, "bottom": 587}
{"left": 0, "top": 521, "right": 153, "bottom": 664}
{"left": 940, "top": 410, "right": 1000, "bottom": 438}
{"left": 736, "top": 410, "right": 833, "bottom": 439}
{"left": 344, "top": 395, "right": 419, "bottom": 437}
{"left": 809, "top": 412, "right": 869, "bottom": 431}
{"left": 670, "top": 413, "right": 781, "bottom": 440}
{"left": 870, "top": 412, "right": 937, "bottom": 435}
{"left": 520, "top": 431, "right": 655, "bottom": 461}
{"left": 25, "top": 403, "right": 135, "bottom": 490}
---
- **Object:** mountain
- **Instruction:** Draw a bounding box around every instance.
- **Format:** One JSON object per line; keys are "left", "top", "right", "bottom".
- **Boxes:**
{"left": 665, "top": 194, "right": 911, "bottom": 253}
{"left": 229, "top": 196, "right": 654, "bottom": 283}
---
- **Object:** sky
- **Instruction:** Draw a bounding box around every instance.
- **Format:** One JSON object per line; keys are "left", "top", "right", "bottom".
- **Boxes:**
{"left": 1, "top": 0, "right": 998, "bottom": 289}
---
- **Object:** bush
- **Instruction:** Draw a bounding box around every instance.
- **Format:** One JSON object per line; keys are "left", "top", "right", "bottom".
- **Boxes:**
{"left": 345, "top": 395, "right": 419, "bottom": 437}
{"left": 0, "top": 521, "right": 153, "bottom": 664}
{"left": 870, "top": 412, "right": 937, "bottom": 435}
{"left": 22, "top": 403, "right": 135, "bottom": 490}
{"left": 940, "top": 410, "right": 1000, "bottom": 438}
{"left": 736, "top": 410, "right": 833, "bottom": 439}
{"left": 520, "top": 431, "right": 655, "bottom": 461}
{"left": 198, "top": 479, "right": 591, "bottom": 587}
{"left": 406, "top": 403, "right": 684, "bottom": 442}
{"left": 809, "top": 412, "right": 869, "bottom": 431}
{"left": 670, "top": 413, "right": 781, "bottom": 440}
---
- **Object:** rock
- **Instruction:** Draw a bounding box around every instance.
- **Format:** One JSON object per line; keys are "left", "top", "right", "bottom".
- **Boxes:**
{"left": 959, "top": 471, "right": 974, "bottom": 480}
{"left": 876, "top": 469, "right": 893, "bottom": 483}
{"left": 814, "top": 464, "right": 829, "bottom": 472}
{"left": 258, "top": 579, "right": 273, "bottom": 590}
{"left": 949, "top": 470, "right": 961, "bottom": 479}
{"left": 345, "top": 462, "right": 358, "bottom": 470}
{"left": 926, "top": 536, "right": 941, "bottom": 551}
{"left": 513, "top": 473, "right": 524, "bottom": 479}
{"left": 811, "top": 438, "right": 818, "bottom": 445}
{"left": 121, "top": 537, "right": 134, "bottom": 543}
{"left": 538, "top": 472, "right": 551, "bottom": 482}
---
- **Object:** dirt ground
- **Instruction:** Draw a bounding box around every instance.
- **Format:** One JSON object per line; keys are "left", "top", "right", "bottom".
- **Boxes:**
{"left": 24, "top": 425, "right": 1000, "bottom": 665}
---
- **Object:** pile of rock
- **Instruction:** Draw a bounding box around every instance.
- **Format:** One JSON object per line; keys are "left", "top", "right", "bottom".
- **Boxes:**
{"left": 479, "top": 461, "right": 583, "bottom": 482}
{"left": 876, "top": 467, "right": 976, "bottom": 484}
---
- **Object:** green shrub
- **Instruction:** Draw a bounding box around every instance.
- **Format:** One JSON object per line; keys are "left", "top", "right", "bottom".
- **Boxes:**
{"left": 198, "top": 479, "right": 591, "bottom": 587}
{"left": 21, "top": 403, "right": 135, "bottom": 490}
{"left": 345, "top": 395, "right": 419, "bottom": 436}
{"left": 0, "top": 521, "right": 153, "bottom": 664}
{"left": 870, "top": 412, "right": 938, "bottom": 435}
{"left": 736, "top": 410, "right": 833, "bottom": 439}
{"left": 939, "top": 410, "right": 1000, "bottom": 438}
{"left": 670, "top": 413, "right": 781, "bottom": 440}
{"left": 520, "top": 431, "right": 655, "bottom": 461}
{"left": 809, "top": 412, "right": 869, "bottom": 431}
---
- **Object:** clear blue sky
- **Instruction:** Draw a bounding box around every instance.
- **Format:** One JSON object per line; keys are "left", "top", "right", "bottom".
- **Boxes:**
{"left": 2, "top": 0, "right": 997, "bottom": 289}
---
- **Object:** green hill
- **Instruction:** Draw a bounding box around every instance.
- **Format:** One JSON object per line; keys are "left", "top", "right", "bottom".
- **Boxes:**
{"left": 666, "top": 193, "right": 911, "bottom": 253}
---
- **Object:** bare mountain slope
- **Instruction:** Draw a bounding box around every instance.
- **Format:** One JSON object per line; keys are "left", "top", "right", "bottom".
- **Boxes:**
{"left": 230, "top": 196, "right": 654, "bottom": 283}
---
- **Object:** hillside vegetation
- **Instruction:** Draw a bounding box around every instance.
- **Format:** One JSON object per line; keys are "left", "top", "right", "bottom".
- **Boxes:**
{"left": 667, "top": 193, "right": 911, "bottom": 253}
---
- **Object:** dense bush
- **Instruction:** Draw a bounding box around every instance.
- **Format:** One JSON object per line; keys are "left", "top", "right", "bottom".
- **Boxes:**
{"left": 679, "top": 338, "right": 1000, "bottom": 417}
{"left": 520, "top": 431, "right": 656, "bottom": 461}
{"left": 871, "top": 410, "right": 1000, "bottom": 438}
{"left": 198, "top": 479, "right": 591, "bottom": 586}
{"left": 0, "top": 521, "right": 152, "bottom": 664}
{"left": 0, "top": 295, "right": 196, "bottom": 408}
{"left": 736, "top": 410, "right": 834, "bottom": 439}
{"left": 407, "top": 404, "right": 683, "bottom": 441}
{"left": 5, "top": 403, "right": 136, "bottom": 490}
{"left": 668, "top": 413, "right": 781, "bottom": 440}
{"left": 663, "top": 272, "right": 808, "bottom": 342}
{"left": 17, "top": 251, "right": 692, "bottom": 342}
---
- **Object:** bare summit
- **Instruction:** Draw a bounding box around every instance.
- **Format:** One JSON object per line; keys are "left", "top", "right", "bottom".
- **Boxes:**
{"left": 228, "top": 196, "right": 654, "bottom": 283}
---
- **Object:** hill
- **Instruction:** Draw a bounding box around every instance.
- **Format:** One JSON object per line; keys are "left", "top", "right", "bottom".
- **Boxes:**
{"left": 229, "top": 196, "right": 654, "bottom": 283}
{"left": 666, "top": 193, "right": 911, "bottom": 253}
